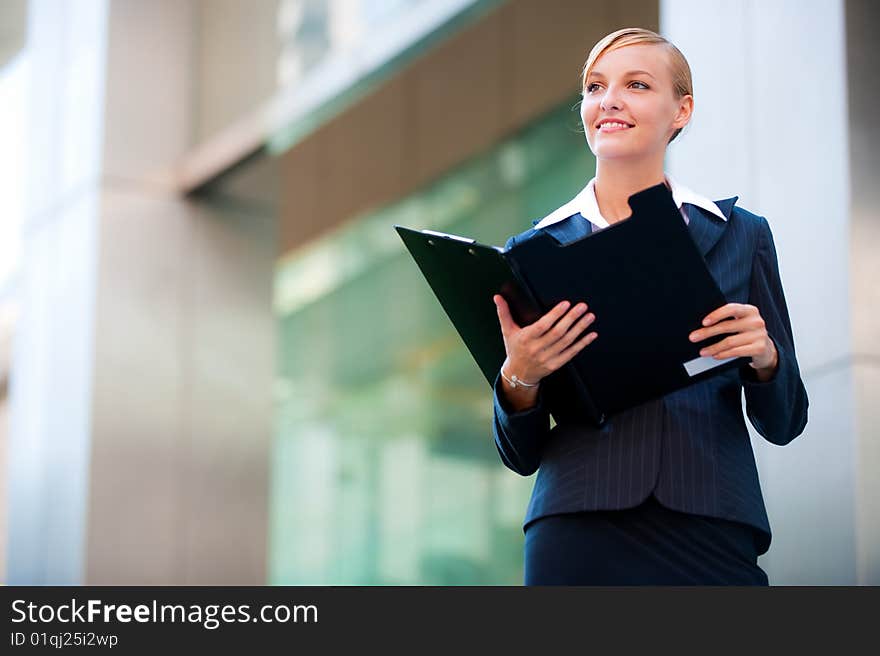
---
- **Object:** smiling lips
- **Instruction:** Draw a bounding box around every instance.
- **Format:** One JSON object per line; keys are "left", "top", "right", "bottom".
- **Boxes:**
{"left": 596, "top": 120, "right": 634, "bottom": 132}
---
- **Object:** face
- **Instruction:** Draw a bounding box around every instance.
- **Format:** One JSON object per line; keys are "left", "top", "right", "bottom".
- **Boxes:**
{"left": 581, "top": 44, "right": 692, "bottom": 161}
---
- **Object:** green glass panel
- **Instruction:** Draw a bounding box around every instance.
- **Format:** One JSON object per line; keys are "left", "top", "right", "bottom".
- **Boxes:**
{"left": 270, "top": 97, "right": 593, "bottom": 584}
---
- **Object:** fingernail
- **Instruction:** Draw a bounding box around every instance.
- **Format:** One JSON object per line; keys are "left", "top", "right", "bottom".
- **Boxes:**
{"left": 703, "top": 318, "right": 711, "bottom": 325}
{"left": 699, "top": 349, "right": 707, "bottom": 356}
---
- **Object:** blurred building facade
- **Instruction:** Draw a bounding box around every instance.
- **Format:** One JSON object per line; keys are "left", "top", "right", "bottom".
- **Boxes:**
{"left": 1, "top": 0, "right": 877, "bottom": 585}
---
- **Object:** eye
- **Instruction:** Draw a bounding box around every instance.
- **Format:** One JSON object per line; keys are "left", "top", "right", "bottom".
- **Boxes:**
{"left": 584, "top": 80, "right": 650, "bottom": 93}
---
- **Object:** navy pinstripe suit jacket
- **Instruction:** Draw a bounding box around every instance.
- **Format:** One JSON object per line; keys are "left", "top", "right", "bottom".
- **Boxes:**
{"left": 492, "top": 197, "right": 809, "bottom": 554}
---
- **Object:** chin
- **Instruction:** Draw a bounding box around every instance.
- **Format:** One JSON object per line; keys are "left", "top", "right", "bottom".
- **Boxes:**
{"left": 593, "top": 145, "right": 641, "bottom": 160}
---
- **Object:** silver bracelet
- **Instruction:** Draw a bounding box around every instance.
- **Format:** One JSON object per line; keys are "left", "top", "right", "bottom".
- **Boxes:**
{"left": 500, "top": 367, "right": 537, "bottom": 389}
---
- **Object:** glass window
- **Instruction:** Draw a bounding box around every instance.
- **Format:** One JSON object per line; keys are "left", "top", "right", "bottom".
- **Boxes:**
{"left": 271, "top": 99, "right": 592, "bottom": 584}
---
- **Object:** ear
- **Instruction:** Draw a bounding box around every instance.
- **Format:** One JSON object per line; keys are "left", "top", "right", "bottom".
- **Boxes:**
{"left": 672, "top": 94, "right": 694, "bottom": 129}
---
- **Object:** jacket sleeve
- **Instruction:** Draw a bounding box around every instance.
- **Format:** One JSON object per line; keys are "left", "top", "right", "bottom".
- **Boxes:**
{"left": 739, "top": 216, "right": 809, "bottom": 445}
{"left": 492, "top": 369, "right": 551, "bottom": 476}
{"left": 491, "top": 231, "right": 552, "bottom": 476}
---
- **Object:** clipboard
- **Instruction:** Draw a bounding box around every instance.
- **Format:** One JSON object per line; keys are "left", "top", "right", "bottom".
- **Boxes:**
{"left": 395, "top": 183, "right": 746, "bottom": 427}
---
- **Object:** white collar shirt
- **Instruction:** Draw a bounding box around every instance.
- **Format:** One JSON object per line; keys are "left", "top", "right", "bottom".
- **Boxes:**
{"left": 531, "top": 173, "right": 727, "bottom": 231}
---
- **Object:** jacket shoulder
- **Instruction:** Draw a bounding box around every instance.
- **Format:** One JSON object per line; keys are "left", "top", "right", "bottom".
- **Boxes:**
{"left": 503, "top": 222, "right": 549, "bottom": 249}
{"left": 726, "top": 201, "right": 769, "bottom": 232}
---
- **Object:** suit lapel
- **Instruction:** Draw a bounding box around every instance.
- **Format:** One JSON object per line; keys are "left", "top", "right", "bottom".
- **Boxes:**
{"left": 539, "top": 212, "right": 594, "bottom": 245}
{"left": 685, "top": 196, "right": 737, "bottom": 257}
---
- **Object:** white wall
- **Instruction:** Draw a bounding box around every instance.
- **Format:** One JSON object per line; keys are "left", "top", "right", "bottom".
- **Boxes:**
{"left": 6, "top": 0, "right": 107, "bottom": 585}
{"left": 662, "top": 0, "right": 858, "bottom": 583}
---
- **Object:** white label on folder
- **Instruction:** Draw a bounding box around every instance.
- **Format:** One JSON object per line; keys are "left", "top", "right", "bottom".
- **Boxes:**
{"left": 683, "top": 355, "right": 736, "bottom": 377}
{"left": 421, "top": 229, "right": 474, "bottom": 243}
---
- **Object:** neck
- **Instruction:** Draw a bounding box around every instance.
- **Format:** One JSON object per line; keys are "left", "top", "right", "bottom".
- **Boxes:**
{"left": 594, "top": 156, "right": 667, "bottom": 223}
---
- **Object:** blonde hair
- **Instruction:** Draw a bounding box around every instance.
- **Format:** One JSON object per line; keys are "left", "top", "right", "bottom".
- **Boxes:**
{"left": 581, "top": 28, "right": 693, "bottom": 144}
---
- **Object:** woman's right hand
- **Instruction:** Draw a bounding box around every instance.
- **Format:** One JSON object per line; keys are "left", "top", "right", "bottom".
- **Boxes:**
{"left": 493, "top": 295, "right": 598, "bottom": 387}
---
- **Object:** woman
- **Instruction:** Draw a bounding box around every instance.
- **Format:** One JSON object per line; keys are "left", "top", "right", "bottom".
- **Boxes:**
{"left": 491, "top": 28, "right": 809, "bottom": 585}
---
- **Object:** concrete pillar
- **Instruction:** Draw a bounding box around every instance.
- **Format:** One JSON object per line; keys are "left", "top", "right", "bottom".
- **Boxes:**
{"left": 6, "top": 0, "right": 275, "bottom": 584}
{"left": 845, "top": 0, "right": 880, "bottom": 586}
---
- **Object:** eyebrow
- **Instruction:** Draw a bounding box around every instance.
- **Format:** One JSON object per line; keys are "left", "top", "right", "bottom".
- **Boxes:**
{"left": 587, "top": 69, "right": 657, "bottom": 80}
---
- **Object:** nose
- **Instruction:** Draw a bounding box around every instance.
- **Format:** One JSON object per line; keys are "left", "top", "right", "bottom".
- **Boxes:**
{"left": 599, "top": 85, "right": 623, "bottom": 112}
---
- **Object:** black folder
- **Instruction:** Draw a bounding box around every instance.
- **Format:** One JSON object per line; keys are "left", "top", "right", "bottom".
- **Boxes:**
{"left": 395, "top": 183, "right": 746, "bottom": 427}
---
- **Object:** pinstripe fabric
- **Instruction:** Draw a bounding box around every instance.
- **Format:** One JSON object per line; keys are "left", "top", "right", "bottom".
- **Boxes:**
{"left": 491, "top": 199, "right": 809, "bottom": 555}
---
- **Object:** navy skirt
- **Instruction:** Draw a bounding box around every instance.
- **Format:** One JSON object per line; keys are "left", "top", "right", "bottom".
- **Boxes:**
{"left": 524, "top": 495, "right": 768, "bottom": 586}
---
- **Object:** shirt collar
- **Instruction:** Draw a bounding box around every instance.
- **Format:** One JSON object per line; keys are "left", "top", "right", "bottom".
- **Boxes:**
{"left": 532, "top": 173, "right": 727, "bottom": 230}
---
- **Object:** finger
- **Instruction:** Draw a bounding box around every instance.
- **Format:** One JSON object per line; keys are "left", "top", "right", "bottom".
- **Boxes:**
{"left": 690, "top": 316, "right": 754, "bottom": 342}
{"left": 551, "top": 330, "right": 598, "bottom": 367}
{"left": 527, "top": 300, "right": 575, "bottom": 338}
{"left": 544, "top": 308, "right": 595, "bottom": 353}
{"left": 702, "top": 303, "right": 751, "bottom": 327}
{"left": 688, "top": 305, "right": 765, "bottom": 342}
{"left": 699, "top": 332, "right": 752, "bottom": 357}
{"left": 537, "top": 303, "right": 590, "bottom": 349}
{"left": 712, "top": 344, "right": 758, "bottom": 360}
{"left": 493, "top": 294, "right": 521, "bottom": 334}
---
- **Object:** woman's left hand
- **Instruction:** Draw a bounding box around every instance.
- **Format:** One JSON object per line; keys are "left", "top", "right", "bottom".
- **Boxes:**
{"left": 689, "top": 303, "right": 778, "bottom": 376}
